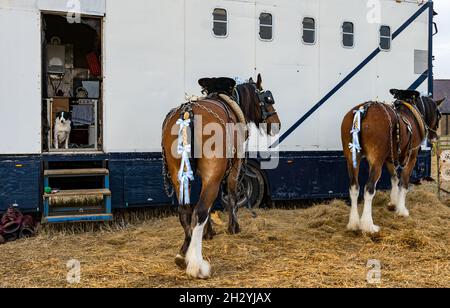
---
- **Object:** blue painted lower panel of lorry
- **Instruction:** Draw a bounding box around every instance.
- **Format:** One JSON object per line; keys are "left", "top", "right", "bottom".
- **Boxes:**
{"left": 0, "top": 150, "right": 431, "bottom": 212}
{"left": 263, "top": 151, "right": 431, "bottom": 200}
{"left": 0, "top": 157, "right": 41, "bottom": 212}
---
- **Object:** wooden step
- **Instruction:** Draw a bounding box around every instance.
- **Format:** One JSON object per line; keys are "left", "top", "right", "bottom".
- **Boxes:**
{"left": 44, "top": 188, "right": 111, "bottom": 198}
{"left": 42, "top": 214, "right": 113, "bottom": 224}
{"left": 44, "top": 168, "right": 109, "bottom": 177}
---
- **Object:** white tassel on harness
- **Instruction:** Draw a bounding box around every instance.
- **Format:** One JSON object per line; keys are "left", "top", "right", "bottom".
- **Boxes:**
{"left": 349, "top": 106, "right": 365, "bottom": 168}
{"left": 177, "top": 112, "right": 194, "bottom": 205}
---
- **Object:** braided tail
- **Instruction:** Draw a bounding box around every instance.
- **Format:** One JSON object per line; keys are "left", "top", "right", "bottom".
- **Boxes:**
{"left": 348, "top": 106, "right": 365, "bottom": 169}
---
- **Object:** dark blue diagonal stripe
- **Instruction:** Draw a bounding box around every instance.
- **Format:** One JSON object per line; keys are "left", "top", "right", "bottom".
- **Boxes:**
{"left": 273, "top": 2, "right": 430, "bottom": 147}
{"left": 393, "top": 4, "right": 430, "bottom": 39}
{"left": 276, "top": 48, "right": 380, "bottom": 145}
{"left": 408, "top": 71, "right": 429, "bottom": 91}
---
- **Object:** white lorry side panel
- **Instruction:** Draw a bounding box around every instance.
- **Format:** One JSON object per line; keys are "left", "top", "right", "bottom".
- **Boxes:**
{"left": 0, "top": 8, "right": 41, "bottom": 154}
{"left": 0, "top": 0, "right": 432, "bottom": 155}
{"left": 278, "top": 0, "right": 430, "bottom": 151}
{"left": 184, "top": 0, "right": 256, "bottom": 94}
{"left": 255, "top": 0, "right": 321, "bottom": 151}
{"left": 103, "top": 0, "right": 185, "bottom": 153}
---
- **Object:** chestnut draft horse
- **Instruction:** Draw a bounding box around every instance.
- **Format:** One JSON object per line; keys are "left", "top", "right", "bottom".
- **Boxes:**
{"left": 341, "top": 90, "right": 444, "bottom": 233}
{"left": 162, "top": 74, "right": 280, "bottom": 278}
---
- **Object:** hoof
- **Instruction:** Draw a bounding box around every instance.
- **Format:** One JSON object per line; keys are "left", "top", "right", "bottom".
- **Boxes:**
{"left": 396, "top": 209, "right": 410, "bottom": 218}
{"left": 360, "top": 223, "right": 380, "bottom": 234}
{"left": 347, "top": 221, "right": 360, "bottom": 231}
{"left": 175, "top": 254, "right": 186, "bottom": 270}
{"left": 387, "top": 203, "right": 396, "bottom": 212}
{"left": 228, "top": 224, "right": 241, "bottom": 235}
{"left": 203, "top": 229, "right": 216, "bottom": 241}
{"left": 186, "top": 259, "right": 211, "bottom": 279}
{"left": 203, "top": 233, "right": 214, "bottom": 241}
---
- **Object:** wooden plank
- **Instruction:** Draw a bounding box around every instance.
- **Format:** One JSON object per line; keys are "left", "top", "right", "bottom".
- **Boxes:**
{"left": 43, "top": 214, "right": 113, "bottom": 224}
{"left": 44, "top": 188, "right": 111, "bottom": 198}
{"left": 44, "top": 168, "right": 109, "bottom": 177}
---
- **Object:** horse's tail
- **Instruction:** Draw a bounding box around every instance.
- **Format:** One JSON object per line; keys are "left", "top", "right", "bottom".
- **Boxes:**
{"left": 348, "top": 106, "right": 366, "bottom": 169}
{"left": 161, "top": 109, "right": 177, "bottom": 198}
{"left": 161, "top": 105, "right": 197, "bottom": 201}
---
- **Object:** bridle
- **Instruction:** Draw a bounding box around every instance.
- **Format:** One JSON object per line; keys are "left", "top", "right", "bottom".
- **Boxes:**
{"left": 415, "top": 96, "right": 442, "bottom": 137}
{"left": 234, "top": 83, "right": 278, "bottom": 123}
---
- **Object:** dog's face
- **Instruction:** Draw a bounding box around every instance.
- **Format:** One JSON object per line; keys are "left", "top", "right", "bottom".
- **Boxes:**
{"left": 55, "top": 112, "right": 70, "bottom": 125}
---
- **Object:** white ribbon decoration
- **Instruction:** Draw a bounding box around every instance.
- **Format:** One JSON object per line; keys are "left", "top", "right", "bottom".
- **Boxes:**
{"left": 348, "top": 107, "right": 365, "bottom": 168}
{"left": 176, "top": 118, "right": 194, "bottom": 205}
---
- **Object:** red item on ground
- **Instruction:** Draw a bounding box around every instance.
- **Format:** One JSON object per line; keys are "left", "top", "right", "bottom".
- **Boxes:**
{"left": 0, "top": 206, "right": 36, "bottom": 244}
{"left": 1, "top": 207, "right": 23, "bottom": 235}
{"left": 19, "top": 215, "right": 35, "bottom": 239}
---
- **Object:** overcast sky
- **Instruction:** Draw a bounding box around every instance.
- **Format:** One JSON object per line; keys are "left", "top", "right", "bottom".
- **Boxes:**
{"left": 434, "top": 0, "right": 450, "bottom": 79}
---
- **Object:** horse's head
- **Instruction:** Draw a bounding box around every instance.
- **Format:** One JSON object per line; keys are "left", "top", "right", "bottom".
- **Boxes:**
{"left": 390, "top": 89, "right": 445, "bottom": 143}
{"left": 236, "top": 74, "right": 281, "bottom": 136}
{"left": 416, "top": 96, "right": 445, "bottom": 143}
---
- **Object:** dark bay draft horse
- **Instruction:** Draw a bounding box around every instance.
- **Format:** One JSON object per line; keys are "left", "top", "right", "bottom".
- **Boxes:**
{"left": 162, "top": 74, "right": 280, "bottom": 278}
{"left": 341, "top": 90, "right": 444, "bottom": 233}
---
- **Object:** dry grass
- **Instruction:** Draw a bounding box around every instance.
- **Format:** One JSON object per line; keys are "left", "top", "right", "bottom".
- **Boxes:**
{"left": 0, "top": 182, "right": 449, "bottom": 288}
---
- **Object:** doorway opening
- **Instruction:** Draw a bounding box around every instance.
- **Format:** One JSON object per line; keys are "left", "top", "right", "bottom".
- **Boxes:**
{"left": 41, "top": 13, "right": 103, "bottom": 153}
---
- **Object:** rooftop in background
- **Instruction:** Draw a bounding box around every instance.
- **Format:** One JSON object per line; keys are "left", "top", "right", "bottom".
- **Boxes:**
{"left": 434, "top": 79, "right": 450, "bottom": 114}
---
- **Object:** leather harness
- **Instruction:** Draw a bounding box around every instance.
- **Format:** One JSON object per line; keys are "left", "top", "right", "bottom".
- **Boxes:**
{"left": 359, "top": 99, "right": 428, "bottom": 170}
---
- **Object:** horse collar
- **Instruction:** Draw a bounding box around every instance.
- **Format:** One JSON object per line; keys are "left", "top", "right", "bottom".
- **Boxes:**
{"left": 401, "top": 101, "right": 427, "bottom": 140}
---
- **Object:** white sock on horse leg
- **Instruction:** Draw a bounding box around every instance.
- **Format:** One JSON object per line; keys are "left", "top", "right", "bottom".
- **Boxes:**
{"left": 347, "top": 186, "right": 360, "bottom": 231}
{"left": 390, "top": 177, "right": 399, "bottom": 206}
{"left": 360, "top": 190, "right": 380, "bottom": 233}
{"left": 185, "top": 220, "right": 210, "bottom": 279}
{"left": 396, "top": 187, "right": 410, "bottom": 217}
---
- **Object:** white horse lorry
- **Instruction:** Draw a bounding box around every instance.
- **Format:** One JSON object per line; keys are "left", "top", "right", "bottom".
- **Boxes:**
{"left": 0, "top": 0, "right": 437, "bottom": 223}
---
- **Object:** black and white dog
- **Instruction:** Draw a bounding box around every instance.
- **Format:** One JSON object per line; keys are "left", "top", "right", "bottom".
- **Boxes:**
{"left": 54, "top": 112, "right": 71, "bottom": 149}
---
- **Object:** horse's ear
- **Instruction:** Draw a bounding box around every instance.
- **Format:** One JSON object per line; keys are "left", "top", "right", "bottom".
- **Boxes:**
{"left": 436, "top": 97, "right": 447, "bottom": 107}
{"left": 256, "top": 74, "right": 263, "bottom": 90}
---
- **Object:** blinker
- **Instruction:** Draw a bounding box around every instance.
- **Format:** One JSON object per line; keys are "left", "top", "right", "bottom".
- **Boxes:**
{"left": 258, "top": 90, "right": 275, "bottom": 105}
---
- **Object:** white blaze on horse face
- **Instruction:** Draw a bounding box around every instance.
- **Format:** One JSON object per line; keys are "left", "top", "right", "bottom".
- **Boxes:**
{"left": 347, "top": 186, "right": 360, "bottom": 231}
{"left": 390, "top": 177, "right": 399, "bottom": 206}
{"left": 396, "top": 187, "right": 410, "bottom": 217}
{"left": 360, "top": 190, "right": 380, "bottom": 233}
{"left": 185, "top": 220, "right": 211, "bottom": 279}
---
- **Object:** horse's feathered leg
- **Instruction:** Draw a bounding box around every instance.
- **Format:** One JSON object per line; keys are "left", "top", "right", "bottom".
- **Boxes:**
{"left": 185, "top": 178, "right": 221, "bottom": 279}
{"left": 397, "top": 152, "right": 418, "bottom": 217}
{"left": 164, "top": 166, "right": 192, "bottom": 269}
{"left": 342, "top": 111, "right": 362, "bottom": 231}
{"left": 226, "top": 160, "right": 241, "bottom": 235}
{"left": 386, "top": 162, "right": 400, "bottom": 211}
{"left": 360, "top": 161, "right": 383, "bottom": 233}
{"left": 346, "top": 158, "right": 361, "bottom": 231}
{"left": 175, "top": 204, "right": 193, "bottom": 269}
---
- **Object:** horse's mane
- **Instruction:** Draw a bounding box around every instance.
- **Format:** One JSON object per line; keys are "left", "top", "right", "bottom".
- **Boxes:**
{"left": 235, "top": 83, "right": 260, "bottom": 125}
{"left": 418, "top": 96, "right": 436, "bottom": 127}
